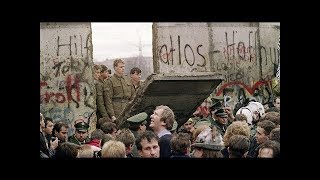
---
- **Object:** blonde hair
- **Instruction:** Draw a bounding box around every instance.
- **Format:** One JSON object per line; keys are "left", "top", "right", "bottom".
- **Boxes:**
{"left": 78, "top": 144, "right": 94, "bottom": 158}
{"left": 101, "top": 140, "right": 126, "bottom": 158}
{"left": 113, "top": 59, "right": 125, "bottom": 69}
{"left": 223, "top": 121, "right": 250, "bottom": 147}
{"left": 156, "top": 105, "right": 175, "bottom": 130}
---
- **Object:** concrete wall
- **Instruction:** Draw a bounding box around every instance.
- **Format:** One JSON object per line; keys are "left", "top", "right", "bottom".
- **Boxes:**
{"left": 40, "top": 23, "right": 96, "bottom": 135}
{"left": 153, "top": 23, "right": 280, "bottom": 110}
{"left": 153, "top": 23, "right": 211, "bottom": 74}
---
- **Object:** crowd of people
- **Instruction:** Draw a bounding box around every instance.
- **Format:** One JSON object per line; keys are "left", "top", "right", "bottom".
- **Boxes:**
{"left": 40, "top": 58, "right": 280, "bottom": 158}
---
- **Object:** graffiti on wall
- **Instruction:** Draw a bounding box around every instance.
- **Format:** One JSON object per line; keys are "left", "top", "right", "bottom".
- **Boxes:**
{"left": 215, "top": 30, "right": 279, "bottom": 73}
{"left": 188, "top": 27, "right": 279, "bottom": 116}
{"left": 158, "top": 35, "right": 207, "bottom": 68}
{"left": 156, "top": 30, "right": 279, "bottom": 75}
{"left": 40, "top": 27, "right": 96, "bottom": 135}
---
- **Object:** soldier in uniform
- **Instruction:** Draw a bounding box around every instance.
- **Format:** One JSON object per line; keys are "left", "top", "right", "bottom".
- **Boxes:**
{"left": 210, "top": 108, "right": 229, "bottom": 136}
{"left": 105, "top": 59, "right": 135, "bottom": 123}
{"left": 93, "top": 64, "right": 101, "bottom": 83}
{"left": 68, "top": 121, "right": 90, "bottom": 145}
{"left": 96, "top": 65, "right": 111, "bottom": 121}
{"left": 130, "top": 67, "right": 143, "bottom": 92}
{"left": 127, "top": 112, "right": 148, "bottom": 138}
{"left": 126, "top": 112, "right": 148, "bottom": 157}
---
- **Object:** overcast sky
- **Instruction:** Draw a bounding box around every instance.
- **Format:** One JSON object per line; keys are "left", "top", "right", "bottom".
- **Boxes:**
{"left": 92, "top": 23, "right": 153, "bottom": 62}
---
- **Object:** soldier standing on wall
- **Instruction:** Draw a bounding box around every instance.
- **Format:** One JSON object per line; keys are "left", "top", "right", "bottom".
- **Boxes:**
{"left": 130, "top": 67, "right": 143, "bottom": 92}
{"left": 96, "top": 65, "right": 111, "bottom": 121}
{"left": 105, "top": 59, "right": 135, "bottom": 124}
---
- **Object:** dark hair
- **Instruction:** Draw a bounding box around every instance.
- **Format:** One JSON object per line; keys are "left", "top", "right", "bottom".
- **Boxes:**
{"left": 257, "top": 120, "right": 276, "bottom": 136}
{"left": 135, "top": 130, "right": 159, "bottom": 151}
{"left": 54, "top": 142, "right": 81, "bottom": 159}
{"left": 52, "top": 121, "right": 69, "bottom": 133}
{"left": 90, "top": 129, "right": 105, "bottom": 141}
{"left": 44, "top": 117, "right": 53, "bottom": 128}
{"left": 228, "top": 135, "right": 250, "bottom": 158}
{"left": 263, "top": 112, "right": 280, "bottom": 126}
{"left": 97, "top": 117, "right": 112, "bottom": 129}
{"left": 269, "top": 128, "right": 280, "bottom": 143}
{"left": 100, "top": 122, "right": 117, "bottom": 134}
{"left": 170, "top": 133, "right": 191, "bottom": 154}
{"left": 130, "top": 67, "right": 141, "bottom": 75}
{"left": 101, "top": 134, "right": 114, "bottom": 147}
{"left": 258, "top": 140, "right": 280, "bottom": 158}
{"left": 115, "top": 128, "right": 135, "bottom": 148}
{"left": 128, "top": 122, "right": 141, "bottom": 131}
{"left": 100, "top": 64, "right": 108, "bottom": 73}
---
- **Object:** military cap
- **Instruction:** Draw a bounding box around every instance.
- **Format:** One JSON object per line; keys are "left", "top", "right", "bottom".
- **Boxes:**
{"left": 191, "top": 127, "right": 224, "bottom": 151}
{"left": 214, "top": 108, "right": 228, "bottom": 118}
{"left": 127, "top": 112, "right": 148, "bottom": 124}
{"left": 170, "top": 120, "right": 178, "bottom": 132}
{"left": 74, "top": 121, "right": 89, "bottom": 132}
{"left": 211, "top": 95, "right": 224, "bottom": 100}
{"left": 210, "top": 101, "right": 224, "bottom": 111}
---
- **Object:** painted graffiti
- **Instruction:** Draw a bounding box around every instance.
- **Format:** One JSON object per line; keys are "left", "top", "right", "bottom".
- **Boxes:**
{"left": 216, "top": 80, "right": 271, "bottom": 96}
{"left": 260, "top": 46, "right": 280, "bottom": 66}
{"left": 52, "top": 57, "right": 82, "bottom": 77}
{"left": 41, "top": 24, "right": 96, "bottom": 134}
{"left": 158, "top": 35, "right": 206, "bottom": 67}
{"left": 40, "top": 74, "right": 80, "bottom": 106}
{"left": 223, "top": 31, "right": 257, "bottom": 63}
{"left": 40, "top": 105, "right": 94, "bottom": 135}
{"left": 221, "top": 31, "right": 279, "bottom": 68}
{"left": 56, "top": 34, "right": 91, "bottom": 57}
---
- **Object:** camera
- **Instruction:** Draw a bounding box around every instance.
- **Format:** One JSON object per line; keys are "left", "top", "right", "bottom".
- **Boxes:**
{"left": 51, "top": 137, "right": 57, "bottom": 141}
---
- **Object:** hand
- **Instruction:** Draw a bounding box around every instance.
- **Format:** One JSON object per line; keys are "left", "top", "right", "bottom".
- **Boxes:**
{"left": 50, "top": 138, "right": 59, "bottom": 150}
{"left": 224, "top": 107, "right": 235, "bottom": 120}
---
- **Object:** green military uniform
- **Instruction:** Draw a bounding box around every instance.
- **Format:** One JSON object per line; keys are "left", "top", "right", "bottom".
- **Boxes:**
{"left": 210, "top": 109, "right": 229, "bottom": 136}
{"left": 96, "top": 78, "right": 109, "bottom": 119}
{"left": 132, "top": 81, "right": 144, "bottom": 92}
{"left": 126, "top": 112, "right": 148, "bottom": 158}
{"left": 68, "top": 122, "right": 90, "bottom": 145}
{"left": 68, "top": 134, "right": 90, "bottom": 145}
{"left": 210, "top": 119, "right": 228, "bottom": 137}
{"left": 104, "top": 74, "right": 135, "bottom": 119}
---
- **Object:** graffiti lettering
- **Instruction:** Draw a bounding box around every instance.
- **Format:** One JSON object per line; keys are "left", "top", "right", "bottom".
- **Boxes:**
{"left": 159, "top": 35, "right": 206, "bottom": 67}
{"left": 216, "top": 80, "right": 271, "bottom": 96}
{"left": 40, "top": 74, "right": 81, "bottom": 105}
{"left": 52, "top": 57, "right": 83, "bottom": 78}
{"left": 224, "top": 31, "right": 256, "bottom": 63}
{"left": 57, "top": 34, "right": 90, "bottom": 57}
{"left": 184, "top": 44, "right": 195, "bottom": 66}
{"left": 260, "top": 46, "right": 279, "bottom": 66}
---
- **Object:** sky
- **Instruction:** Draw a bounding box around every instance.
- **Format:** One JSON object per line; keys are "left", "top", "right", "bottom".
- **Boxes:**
{"left": 91, "top": 23, "right": 153, "bottom": 62}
